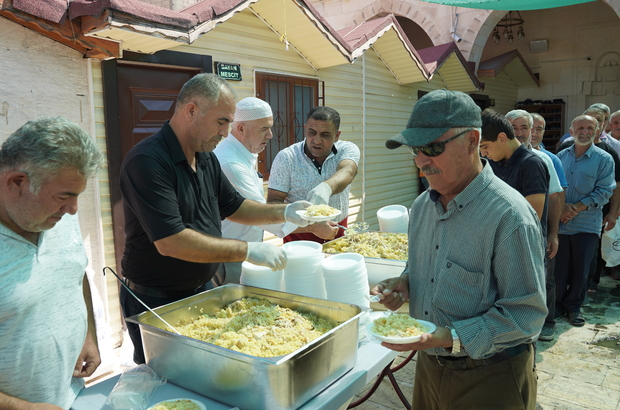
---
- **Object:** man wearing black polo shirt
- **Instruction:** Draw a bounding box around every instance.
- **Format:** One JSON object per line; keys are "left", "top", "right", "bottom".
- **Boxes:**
{"left": 479, "top": 110, "right": 551, "bottom": 344}
{"left": 119, "top": 73, "right": 311, "bottom": 364}
{"left": 480, "top": 109, "right": 550, "bottom": 224}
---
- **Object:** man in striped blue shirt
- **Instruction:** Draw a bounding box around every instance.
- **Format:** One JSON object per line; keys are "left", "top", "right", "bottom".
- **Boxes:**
{"left": 555, "top": 115, "right": 615, "bottom": 327}
{"left": 378, "top": 89, "right": 547, "bottom": 410}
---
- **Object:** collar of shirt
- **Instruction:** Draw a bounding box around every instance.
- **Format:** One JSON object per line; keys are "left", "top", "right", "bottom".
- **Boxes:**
{"left": 223, "top": 134, "right": 258, "bottom": 167}
{"left": 568, "top": 142, "right": 596, "bottom": 159}
{"left": 499, "top": 144, "right": 528, "bottom": 168}
{"left": 301, "top": 142, "right": 339, "bottom": 173}
{"left": 428, "top": 159, "right": 494, "bottom": 213}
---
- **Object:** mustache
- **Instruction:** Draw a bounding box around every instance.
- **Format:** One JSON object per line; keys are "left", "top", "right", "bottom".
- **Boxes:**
{"left": 421, "top": 167, "right": 441, "bottom": 175}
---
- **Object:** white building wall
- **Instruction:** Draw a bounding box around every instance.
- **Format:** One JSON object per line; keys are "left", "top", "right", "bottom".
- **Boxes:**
{"left": 0, "top": 16, "right": 107, "bottom": 297}
{"left": 0, "top": 16, "right": 114, "bottom": 356}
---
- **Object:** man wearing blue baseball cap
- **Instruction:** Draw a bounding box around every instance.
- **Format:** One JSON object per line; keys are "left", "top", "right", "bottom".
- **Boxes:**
{"left": 373, "top": 89, "right": 547, "bottom": 410}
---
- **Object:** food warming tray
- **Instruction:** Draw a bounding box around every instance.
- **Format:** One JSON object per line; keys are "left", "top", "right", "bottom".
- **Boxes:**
{"left": 126, "top": 284, "right": 363, "bottom": 410}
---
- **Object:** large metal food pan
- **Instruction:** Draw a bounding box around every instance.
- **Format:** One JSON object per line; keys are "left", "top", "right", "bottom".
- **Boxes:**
{"left": 126, "top": 284, "right": 362, "bottom": 410}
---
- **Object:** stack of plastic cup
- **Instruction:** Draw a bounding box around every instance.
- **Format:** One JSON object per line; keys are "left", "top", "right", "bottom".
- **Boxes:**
{"left": 377, "top": 205, "right": 409, "bottom": 233}
{"left": 321, "top": 253, "right": 370, "bottom": 309}
{"left": 240, "top": 261, "right": 283, "bottom": 291}
{"left": 282, "top": 241, "right": 326, "bottom": 299}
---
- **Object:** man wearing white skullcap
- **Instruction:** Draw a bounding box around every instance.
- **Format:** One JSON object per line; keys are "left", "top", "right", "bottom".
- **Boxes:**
{"left": 214, "top": 97, "right": 297, "bottom": 284}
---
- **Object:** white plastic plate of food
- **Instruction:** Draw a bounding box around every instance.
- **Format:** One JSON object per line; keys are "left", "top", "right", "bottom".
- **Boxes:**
{"left": 147, "top": 398, "right": 207, "bottom": 410}
{"left": 296, "top": 208, "right": 341, "bottom": 222}
{"left": 367, "top": 317, "right": 436, "bottom": 344}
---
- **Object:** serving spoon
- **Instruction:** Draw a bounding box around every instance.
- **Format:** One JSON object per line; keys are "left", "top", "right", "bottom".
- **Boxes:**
{"left": 103, "top": 266, "right": 182, "bottom": 335}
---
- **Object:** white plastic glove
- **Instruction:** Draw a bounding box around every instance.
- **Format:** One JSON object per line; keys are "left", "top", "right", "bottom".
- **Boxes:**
{"left": 284, "top": 200, "right": 313, "bottom": 227}
{"left": 307, "top": 182, "right": 332, "bottom": 205}
{"left": 246, "top": 242, "right": 287, "bottom": 271}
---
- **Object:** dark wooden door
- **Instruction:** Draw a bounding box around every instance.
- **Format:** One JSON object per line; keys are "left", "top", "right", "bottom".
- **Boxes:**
{"left": 103, "top": 51, "right": 211, "bottom": 273}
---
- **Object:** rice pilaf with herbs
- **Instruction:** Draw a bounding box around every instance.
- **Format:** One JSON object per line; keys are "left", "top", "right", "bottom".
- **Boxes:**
{"left": 372, "top": 314, "right": 427, "bottom": 338}
{"left": 176, "top": 298, "right": 338, "bottom": 357}
{"left": 323, "top": 232, "right": 408, "bottom": 261}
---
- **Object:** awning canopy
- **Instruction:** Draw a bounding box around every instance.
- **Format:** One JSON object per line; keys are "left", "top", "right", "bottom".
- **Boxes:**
{"left": 418, "top": 0, "right": 596, "bottom": 11}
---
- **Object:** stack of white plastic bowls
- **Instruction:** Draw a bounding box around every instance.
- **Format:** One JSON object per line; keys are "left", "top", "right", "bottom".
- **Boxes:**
{"left": 377, "top": 205, "right": 409, "bottom": 233}
{"left": 281, "top": 241, "right": 326, "bottom": 299}
{"left": 321, "top": 253, "right": 370, "bottom": 309}
{"left": 240, "top": 261, "right": 283, "bottom": 291}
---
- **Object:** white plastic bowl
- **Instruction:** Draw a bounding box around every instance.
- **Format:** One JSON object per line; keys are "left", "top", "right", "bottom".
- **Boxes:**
{"left": 377, "top": 205, "right": 409, "bottom": 233}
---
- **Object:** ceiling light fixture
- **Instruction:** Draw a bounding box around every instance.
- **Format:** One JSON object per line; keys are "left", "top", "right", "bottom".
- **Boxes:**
{"left": 492, "top": 11, "right": 524, "bottom": 45}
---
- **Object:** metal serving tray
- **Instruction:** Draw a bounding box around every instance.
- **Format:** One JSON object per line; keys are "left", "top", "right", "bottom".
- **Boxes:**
{"left": 126, "top": 284, "right": 363, "bottom": 410}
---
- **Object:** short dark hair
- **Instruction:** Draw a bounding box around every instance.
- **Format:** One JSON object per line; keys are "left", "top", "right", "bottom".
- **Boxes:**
{"left": 481, "top": 109, "right": 515, "bottom": 142}
{"left": 176, "top": 73, "right": 236, "bottom": 110}
{"left": 307, "top": 106, "right": 340, "bottom": 131}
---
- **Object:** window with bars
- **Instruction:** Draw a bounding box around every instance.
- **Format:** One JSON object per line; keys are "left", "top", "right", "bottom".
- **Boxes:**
{"left": 255, "top": 72, "right": 323, "bottom": 178}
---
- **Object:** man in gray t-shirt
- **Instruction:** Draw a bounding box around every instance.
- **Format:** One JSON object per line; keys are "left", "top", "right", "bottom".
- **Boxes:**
{"left": 0, "top": 117, "right": 103, "bottom": 409}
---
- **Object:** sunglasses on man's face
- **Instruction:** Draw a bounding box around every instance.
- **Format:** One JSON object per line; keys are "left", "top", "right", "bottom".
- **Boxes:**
{"left": 408, "top": 129, "right": 472, "bottom": 158}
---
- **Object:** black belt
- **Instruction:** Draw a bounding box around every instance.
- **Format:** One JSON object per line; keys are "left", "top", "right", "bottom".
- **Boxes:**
{"left": 434, "top": 343, "right": 531, "bottom": 370}
{"left": 124, "top": 278, "right": 206, "bottom": 300}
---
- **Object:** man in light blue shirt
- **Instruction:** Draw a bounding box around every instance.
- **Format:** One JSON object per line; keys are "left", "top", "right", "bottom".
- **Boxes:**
{"left": 556, "top": 115, "right": 615, "bottom": 327}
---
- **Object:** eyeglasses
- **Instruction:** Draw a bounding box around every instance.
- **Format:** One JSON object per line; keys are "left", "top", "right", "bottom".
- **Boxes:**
{"left": 408, "top": 129, "right": 472, "bottom": 158}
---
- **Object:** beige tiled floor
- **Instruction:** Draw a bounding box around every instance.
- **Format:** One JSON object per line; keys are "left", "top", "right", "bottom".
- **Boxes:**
{"left": 349, "top": 275, "right": 620, "bottom": 410}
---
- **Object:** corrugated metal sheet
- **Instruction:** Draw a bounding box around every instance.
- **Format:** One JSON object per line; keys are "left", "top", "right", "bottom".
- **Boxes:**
{"left": 503, "top": 58, "right": 539, "bottom": 88}
{"left": 437, "top": 53, "right": 479, "bottom": 93}
{"left": 359, "top": 51, "right": 420, "bottom": 228}
{"left": 371, "top": 30, "right": 427, "bottom": 85}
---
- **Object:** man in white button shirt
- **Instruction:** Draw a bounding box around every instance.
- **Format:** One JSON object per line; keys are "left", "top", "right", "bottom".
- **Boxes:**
{"left": 213, "top": 97, "right": 299, "bottom": 284}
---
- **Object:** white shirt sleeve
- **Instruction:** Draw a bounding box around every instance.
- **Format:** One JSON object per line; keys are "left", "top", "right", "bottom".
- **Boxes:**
{"left": 533, "top": 149, "right": 563, "bottom": 194}
{"left": 220, "top": 160, "right": 295, "bottom": 238}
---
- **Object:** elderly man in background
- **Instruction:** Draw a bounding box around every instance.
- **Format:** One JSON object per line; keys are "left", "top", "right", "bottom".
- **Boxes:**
{"left": 555, "top": 115, "right": 615, "bottom": 327}
{"left": 119, "top": 73, "right": 312, "bottom": 364}
{"left": 561, "top": 104, "right": 620, "bottom": 155}
{"left": 268, "top": 106, "right": 360, "bottom": 244}
{"left": 0, "top": 117, "right": 103, "bottom": 409}
{"left": 591, "top": 103, "right": 620, "bottom": 153}
{"left": 530, "top": 112, "right": 569, "bottom": 341}
{"left": 609, "top": 110, "right": 620, "bottom": 142}
{"left": 531, "top": 112, "right": 569, "bottom": 190}
{"left": 213, "top": 97, "right": 298, "bottom": 284}
{"left": 374, "top": 90, "right": 546, "bottom": 410}
{"left": 506, "top": 109, "right": 565, "bottom": 341}
{"left": 506, "top": 110, "right": 564, "bottom": 253}
{"left": 557, "top": 107, "right": 620, "bottom": 288}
